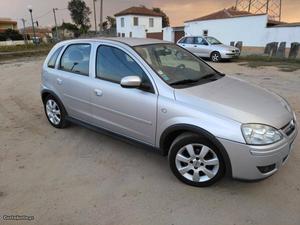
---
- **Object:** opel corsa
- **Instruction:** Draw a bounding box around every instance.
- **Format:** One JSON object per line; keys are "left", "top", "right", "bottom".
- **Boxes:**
{"left": 41, "top": 38, "right": 298, "bottom": 186}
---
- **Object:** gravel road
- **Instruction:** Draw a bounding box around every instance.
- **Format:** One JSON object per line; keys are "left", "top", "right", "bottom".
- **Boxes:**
{"left": 0, "top": 57, "right": 299, "bottom": 225}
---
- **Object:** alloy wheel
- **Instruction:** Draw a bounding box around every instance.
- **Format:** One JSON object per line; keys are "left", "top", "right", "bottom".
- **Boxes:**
{"left": 175, "top": 143, "right": 219, "bottom": 183}
{"left": 46, "top": 99, "right": 61, "bottom": 125}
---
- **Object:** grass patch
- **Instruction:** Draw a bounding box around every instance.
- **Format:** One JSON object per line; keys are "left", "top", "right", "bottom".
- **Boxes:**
{"left": 234, "top": 55, "right": 300, "bottom": 72}
{"left": 0, "top": 43, "right": 53, "bottom": 53}
{"left": 0, "top": 43, "right": 53, "bottom": 62}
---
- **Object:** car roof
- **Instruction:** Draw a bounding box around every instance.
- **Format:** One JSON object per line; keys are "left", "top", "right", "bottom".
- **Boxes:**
{"left": 60, "top": 37, "right": 171, "bottom": 47}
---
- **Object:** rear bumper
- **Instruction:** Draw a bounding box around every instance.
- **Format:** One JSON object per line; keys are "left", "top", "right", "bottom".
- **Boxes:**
{"left": 218, "top": 125, "right": 298, "bottom": 180}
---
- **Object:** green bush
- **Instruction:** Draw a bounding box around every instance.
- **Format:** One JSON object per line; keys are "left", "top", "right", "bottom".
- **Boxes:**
{"left": 0, "top": 29, "right": 24, "bottom": 41}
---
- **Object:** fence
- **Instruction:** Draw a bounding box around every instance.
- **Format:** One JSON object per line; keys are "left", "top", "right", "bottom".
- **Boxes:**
{"left": 0, "top": 40, "right": 33, "bottom": 46}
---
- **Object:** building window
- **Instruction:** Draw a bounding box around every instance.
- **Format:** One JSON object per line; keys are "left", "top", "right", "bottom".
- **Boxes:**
{"left": 133, "top": 17, "right": 139, "bottom": 26}
{"left": 129, "top": 32, "right": 132, "bottom": 37}
{"left": 149, "top": 18, "right": 154, "bottom": 28}
{"left": 203, "top": 30, "right": 208, "bottom": 36}
{"left": 121, "top": 18, "right": 125, "bottom": 27}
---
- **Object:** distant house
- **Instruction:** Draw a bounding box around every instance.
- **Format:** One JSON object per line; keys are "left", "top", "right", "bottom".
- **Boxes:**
{"left": 181, "top": 7, "right": 300, "bottom": 49}
{"left": 0, "top": 18, "right": 17, "bottom": 33}
{"left": 115, "top": 6, "right": 163, "bottom": 38}
{"left": 19, "top": 27, "right": 52, "bottom": 42}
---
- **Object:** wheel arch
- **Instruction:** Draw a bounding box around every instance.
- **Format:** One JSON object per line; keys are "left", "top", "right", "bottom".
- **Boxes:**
{"left": 159, "top": 124, "right": 232, "bottom": 177}
{"left": 41, "top": 90, "right": 68, "bottom": 115}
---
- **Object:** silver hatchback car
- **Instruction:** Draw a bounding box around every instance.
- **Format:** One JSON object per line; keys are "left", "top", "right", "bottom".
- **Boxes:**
{"left": 41, "top": 38, "right": 297, "bottom": 187}
{"left": 177, "top": 36, "right": 240, "bottom": 62}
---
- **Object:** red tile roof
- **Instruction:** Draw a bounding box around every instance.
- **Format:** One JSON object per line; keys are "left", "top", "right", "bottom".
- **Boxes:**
{"left": 185, "top": 7, "right": 266, "bottom": 23}
{"left": 115, "top": 6, "right": 163, "bottom": 17}
{"left": 0, "top": 19, "right": 17, "bottom": 25}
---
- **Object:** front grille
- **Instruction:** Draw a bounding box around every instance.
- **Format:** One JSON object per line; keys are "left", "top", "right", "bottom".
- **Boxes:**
{"left": 281, "top": 120, "right": 296, "bottom": 136}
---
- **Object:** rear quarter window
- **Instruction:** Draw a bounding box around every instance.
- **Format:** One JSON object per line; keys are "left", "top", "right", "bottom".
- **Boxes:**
{"left": 47, "top": 46, "right": 64, "bottom": 68}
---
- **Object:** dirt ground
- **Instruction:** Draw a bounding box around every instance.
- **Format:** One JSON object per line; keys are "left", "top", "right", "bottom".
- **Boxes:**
{"left": 0, "top": 57, "right": 299, "bottom": 225}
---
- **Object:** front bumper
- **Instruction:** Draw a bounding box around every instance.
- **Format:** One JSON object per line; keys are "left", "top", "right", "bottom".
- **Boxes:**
{"left": 218, "top": 123, "right": 298, "bottom": 180}
{"left": 221, "top": 52, "right": 240, "bottom": 59}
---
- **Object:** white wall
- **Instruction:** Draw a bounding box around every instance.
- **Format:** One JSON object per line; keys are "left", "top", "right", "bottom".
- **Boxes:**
{"left": 265, "top": 26, "right": 300, "bottom": 47}
{"left": 0, "top": 40, "right": 33, "bottom": 46}
{"left": 184, "top": 14, "right": 300, "bottom": 47}
{"left": 116, "top": 15, "right": 162, "bottom": 38}
{"left": 185, "top": 15, "right": 268, "bottom": 47}
{"left": 163, "top": 27, "right": 174, "bottom": 42}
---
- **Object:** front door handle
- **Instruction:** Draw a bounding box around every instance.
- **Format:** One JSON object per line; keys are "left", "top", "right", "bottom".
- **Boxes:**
{"left": 57, "top": 78, "right": 63, "bottom": 85}
{"left": 94, "top": 89, "right": 103, "bottom": 96}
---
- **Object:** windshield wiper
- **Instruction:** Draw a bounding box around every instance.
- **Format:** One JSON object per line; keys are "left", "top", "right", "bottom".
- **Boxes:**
{"left": 201, "top": 72, "right": 224, "bottom": 80}
{"left": 170, "top": 79, "right": 200, "bottom": 86}
{"left": 170, "top": 73, "right": 224, "bottom": 86}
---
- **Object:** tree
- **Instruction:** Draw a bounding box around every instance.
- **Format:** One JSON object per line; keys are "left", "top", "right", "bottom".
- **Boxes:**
{"left": 152, "top": 8, "right": 170, "bottom": 28}
{"left": 101, "top": 21, "right": 108, "bottom": 31}
{"left": 68, "top": 0, "right": 91, "bottom": 33}
{"left": 106, "top": 16, "right": 116, "bottom": 29}
{"left": 52, "top": 22, "right": 80, "bottom": 38}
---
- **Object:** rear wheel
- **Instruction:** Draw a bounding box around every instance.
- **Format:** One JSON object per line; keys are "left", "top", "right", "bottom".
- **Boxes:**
{"left": 210, "top": 51, "right": 222, "bottom": 62}
{"left": 168, "top": 132, "right": 225, "bottom": 187}
{"left": 44, "top": 95, "right": 69, "bottom": 129}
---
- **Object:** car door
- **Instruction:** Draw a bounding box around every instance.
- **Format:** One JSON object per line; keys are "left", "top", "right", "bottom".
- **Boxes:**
{"left": 90, "top": 44, "right": 158, "bottom": 145}
{"left": 178, "top": 37, "right": 195, "bottom": 53}
{"left": 57, "top": 43, "right": 94, "bottom": 123}
{"left": 194, "top": 37, "right": 211, "bottom": 57}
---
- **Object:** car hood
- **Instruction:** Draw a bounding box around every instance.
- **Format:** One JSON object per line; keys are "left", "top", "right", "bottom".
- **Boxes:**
{"left": 174, "top": 76, "right": 293, "bottom": 129}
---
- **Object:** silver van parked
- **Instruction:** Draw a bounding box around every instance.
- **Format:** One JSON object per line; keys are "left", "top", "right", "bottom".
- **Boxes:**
{"left": 41, "top": 38, "right": 297, "bottom": 187}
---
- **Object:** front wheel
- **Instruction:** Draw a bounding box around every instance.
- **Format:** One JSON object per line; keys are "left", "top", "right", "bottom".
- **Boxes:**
{"left": 210, "top": 51, "right": 222, "bottom": 62}
{"left": 168, "top": 133, "right": 225, "bottom": 187}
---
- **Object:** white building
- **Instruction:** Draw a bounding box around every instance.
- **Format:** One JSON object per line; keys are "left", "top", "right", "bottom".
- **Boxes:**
{"left": 164, "top": 7, "right": 300, "bottom": 52}
{"left": 183, "top": 8, "right": 300, "bottom": 49}
{"left": 115, "top": 6, "right": 163, "bottom": 38}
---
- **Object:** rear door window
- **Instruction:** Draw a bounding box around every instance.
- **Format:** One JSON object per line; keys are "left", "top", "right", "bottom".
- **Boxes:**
{"left": 185, "top": 37, "right": 194, "bottom": 44}
{"left": 60, "top": 44, "right": 91, "bottom": 76}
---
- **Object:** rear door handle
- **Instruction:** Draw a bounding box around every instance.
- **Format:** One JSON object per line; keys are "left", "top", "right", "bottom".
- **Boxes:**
{"left": 57, "top": 78, "right": 63, "bottom": 85}
{"left": 94, "top": 89, "right": 103, "bottom": 96}
{"left": 194, "top": 45, "right": 197, "bottom": 47}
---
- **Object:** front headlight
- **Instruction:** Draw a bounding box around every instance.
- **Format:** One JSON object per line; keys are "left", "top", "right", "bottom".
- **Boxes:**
{"left": 241, "top": 124, "right": 283, "bottom": 145}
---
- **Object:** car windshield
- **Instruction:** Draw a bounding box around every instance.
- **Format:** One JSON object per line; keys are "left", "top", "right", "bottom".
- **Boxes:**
{"left": 205, "top": 37, "right": 222, "bottom": 45}
{"left": 134, "top": 44, "right": 223, "bottom": 87}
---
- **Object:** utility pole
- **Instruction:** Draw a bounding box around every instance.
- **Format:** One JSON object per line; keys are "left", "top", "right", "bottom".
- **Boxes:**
{"left": 21, "top": 18, "right": 28, "bottom": 45}
{"left": 27, "top": 5, "right": 37, "bottom": 46}
{"left": 266, "top": 0, "right": 270, "bottom": 14}
{"left": 248, "top": 0, "right": 252, "bottom": 12}
{"left": 53, "top": 8, "right": 59, "bottom": 41}
{"left": 99, "top": 0, "right": 103, "bottom": 32}
{"left": 279, "top": 0, "right": 282, "bottom": 21}
{"left": 93, "top": 0, "right": 97, "bottom": 34}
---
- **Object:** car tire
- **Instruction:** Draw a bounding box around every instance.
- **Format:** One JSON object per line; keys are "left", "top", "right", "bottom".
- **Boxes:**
{"left": 168, "top": 132, "right": 225, "bottom": 187}
{"left": 43, "top": 95, "right": 69, "bottom": 129}
{"left": 210, "top": 51, "right": 222, "bottom": 62}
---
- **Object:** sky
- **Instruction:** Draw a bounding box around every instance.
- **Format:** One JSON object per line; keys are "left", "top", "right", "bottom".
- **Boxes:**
{"left": 1, "top": 0, "right": 300, "bottom": 29}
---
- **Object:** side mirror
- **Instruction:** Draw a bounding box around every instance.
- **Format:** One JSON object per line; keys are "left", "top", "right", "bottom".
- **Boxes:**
{"left": 120, "top": 76, "right": 142, "bottom": 88}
